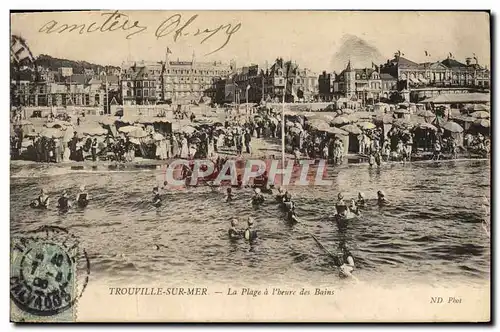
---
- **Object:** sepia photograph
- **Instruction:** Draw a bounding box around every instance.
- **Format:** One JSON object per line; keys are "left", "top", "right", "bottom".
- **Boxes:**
{"left": 9, "top": 10, "right": 491, "bottom": 322}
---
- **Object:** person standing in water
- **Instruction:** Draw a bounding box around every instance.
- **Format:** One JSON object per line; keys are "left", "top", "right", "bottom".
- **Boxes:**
{"left": 225, "top": 187, "right": 235, "bottom": 202}
{"left": 228, "top": 219, "right": 242, "bottom": 240}
{"left": 251, "top": 188, "right": 265, "bottom": 206}
{"left": 356, "top": 192, "right": 365, "bottom": 208}
{"left": 335, "top": 193, "right": 348, "bottom": 217}
{"left": 57, "top": 191, "right": 71, "bottom": 212}
{"left": 377, "top": 190, "right": 389, "bottom": 206}
{"left": 337, "top": 243, "right": 355, "bottom": 278}
{"left": 152, "top": 186, "right": 162, "bottom": 207}
{"left": 31, "top": 188, "right": 50, "bottom": 209}
{"left": 244, "top": 217, "right": 258, "bottom": 242}
{"left": 76, "top": 185, "right": 90, "bottom": 208}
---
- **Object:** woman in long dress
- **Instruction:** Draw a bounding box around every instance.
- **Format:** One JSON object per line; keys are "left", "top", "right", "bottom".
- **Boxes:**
{"left": 180, "top": 135, "right": 189, "bottom": 159}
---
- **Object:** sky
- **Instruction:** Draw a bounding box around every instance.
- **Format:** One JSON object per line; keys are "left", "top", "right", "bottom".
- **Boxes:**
{"left": 11, "top": 11, "right": 491, "bottom": 73}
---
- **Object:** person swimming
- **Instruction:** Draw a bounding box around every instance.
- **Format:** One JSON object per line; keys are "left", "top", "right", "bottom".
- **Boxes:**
{"left": 377, "top": 190, "right": 389, "bottom": 206}
{"left": 57, "top": 191, "right": 71, "bottom": 212}
{"left": 152, "top": 186, "right": 162, "bottom": 207}
{"left": 76, "top": 185, "right": 89, "bottom": 208}
{"left": 31, "top": 188, "right": 50, "bottom": 209}
{"left": 228, "top": 218, "right": 242, "bottom": 240}
{"left": 251, "top": 188, "right": 265, "bottom": 205}
{"left": 337, "top": 243, "right": 355, "bottom": 278}
{"left": 244, "top": 217, "right": 258, "bottom": 242}
{"left": 225, "top": 187, "right": 235, "bottom": 202}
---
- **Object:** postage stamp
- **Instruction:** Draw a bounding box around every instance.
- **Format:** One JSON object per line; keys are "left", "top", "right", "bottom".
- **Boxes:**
{"left": 10, "top": 226, "right": 90, "bottom": 322}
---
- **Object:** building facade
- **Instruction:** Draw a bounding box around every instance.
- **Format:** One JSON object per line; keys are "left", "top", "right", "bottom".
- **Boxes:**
{"left": 120, "top": 60, "right": 232, "bottom": 106}
{"left": 332, "top": 61, "right": 397, "bottom": 104}
{"left": 380, "top": 54, "right": 490, "bottom": 102}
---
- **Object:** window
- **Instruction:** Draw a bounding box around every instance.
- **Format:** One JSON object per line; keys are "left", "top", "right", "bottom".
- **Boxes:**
{"left": 279, "top": 78, "right": 284, "bottom": 84}
{"left": 126, "top": 90, "right": 131, "bottom": 97}
{"left": 167, "top": 70, "right": 170, "bottom": 74}
{"left": 151, "top": 82, "right": 155, "bottom": 88}
{"left": 95, "top": 94, "right": 100, "bottom": 104}
{"left": 127, "top": 82, "right": 131, "bottom": 87}
{"left": 137, "top": 89, "right": 142, "bottom": 97}
{"left": 151, "top": 90, "right": 155, "bottom": 96}
{"left": 137, "top": 81, "right": 142, "bottom": 88}
{"left": 144, "top": 89, "right": 149, "bottom": 97}
{"left": 144, "top": 81, "right": 149, "bottom": 88}
{"left": 356, "top": 74, "right": 360, "bottom": 79}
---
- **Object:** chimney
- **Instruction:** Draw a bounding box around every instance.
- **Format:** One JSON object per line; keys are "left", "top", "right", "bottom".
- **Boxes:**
{"left": 465, "top": 57, "right": 472, "bottom": 66}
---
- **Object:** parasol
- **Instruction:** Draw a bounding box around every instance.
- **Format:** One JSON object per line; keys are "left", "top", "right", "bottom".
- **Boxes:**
{"left": 45, "top": 120, "right": 72, "bottom": 129}
{"left": 99, "top": 116, "right": 119, "bottom": 126}
{"left": 470, "top": 111, "right": 490, "bottom": 119}
{"left": 417, "top": 110, "right": 435, "bottom": 118}
{"left": 442, "top": 121, "right": 464, "bottom": 133}
{"left": 340, "top": 124, "right": 362, "bottom": 135}
{"left": 289, "top": 127, "right": 302, "bottom": 135}
{"left": 190, "top": 137, "right": 202, "bottom": 144}
{"left": 357, "top": 121, "right": 376, "bottom": 130}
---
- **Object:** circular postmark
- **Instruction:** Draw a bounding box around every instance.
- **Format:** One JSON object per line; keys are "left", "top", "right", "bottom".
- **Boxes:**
{"left": 10, "top": 226, "right": 90, "bottom": 316}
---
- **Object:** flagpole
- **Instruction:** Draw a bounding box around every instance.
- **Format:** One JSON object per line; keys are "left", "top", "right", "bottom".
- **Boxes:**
{"left": 281, "top": 71, "right": 287, "bottom": 187}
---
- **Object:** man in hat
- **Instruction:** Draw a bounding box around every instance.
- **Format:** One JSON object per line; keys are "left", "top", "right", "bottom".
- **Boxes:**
{"left": 31, "top": 188, "right": 50, "bottom": 209}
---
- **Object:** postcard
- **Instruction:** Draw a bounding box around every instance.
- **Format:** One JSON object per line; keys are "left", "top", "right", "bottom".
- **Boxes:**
{"left": 10, "top": 10, "right": 490, "bottom": 322}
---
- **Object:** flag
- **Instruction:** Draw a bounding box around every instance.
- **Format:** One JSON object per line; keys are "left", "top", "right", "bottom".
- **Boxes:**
{"left": 449, "top": 52, "right": 453, "bottom": 58}
{"left": 166, "top": 47, "right": 172, "bottom": 55}
{"left": 425, "top": 51, "right": 428, "bottom": 56}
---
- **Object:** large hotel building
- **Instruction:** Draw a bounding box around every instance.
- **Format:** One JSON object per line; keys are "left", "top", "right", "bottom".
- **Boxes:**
{"left": 120, "top": 59, "right": 232, "bottom": 105}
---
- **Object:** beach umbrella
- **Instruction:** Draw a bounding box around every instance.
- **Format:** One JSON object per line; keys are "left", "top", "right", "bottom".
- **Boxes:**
{"left": 331, "top": 116, "right": 350, "bottom": 126}
{"left": 99, "top": 116, "right": 118, "bottom": 126}
{"left": 340, "top": 124, "right": 362, "bottom": 135}
{"left": 415, "top": 123, "right": 437, "bottom": 131}
{"left": 393, "top": 118, "right": 414, "bottom": 129}
{"left": 353, "top": 111, "right": 372, "bottom": 119}
{"left": 474, "top": 119, "right": 490, "bottom": 128}
{"left": 77, "top": 126, "right": 108, "bottom": 136}
{"left": 128, "top": 127, "right": 149, "bottom": 138}
{"left": 357, "top": 121, "right": 376, "bottom": 130}
{"left": 473, "top": 104, "right": 490, "bottom": 112}
{"left": 119, "top": 125, "right": 142, "bottom": 134}
{"left": 394, "top": 108, "right": 410, "bottom": 114}
{"left": 129, "top": 138, "right": 141, "bottom": 144}
{"left": 470, "top": 111, "right": 490, "bottom": 119}
{"left": 45, "top": 120, "right": 72, "bottom": 129}
{"left": 180, "top": 125, "right": 197, "bottom": 135}
{"left": 308, "top": 119, "right": 331, "bottom": 132}
{"left": 40, "top": 127, "right": 64, "bottom": 139}
{"left": 417, "top": 110, "right": 435, "bottom": 118}
{"left": 442, "top": 121, "right": 464, "bottom": 133}
{"left": 324, "top": 127, "right": 348, "bottom": 136}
